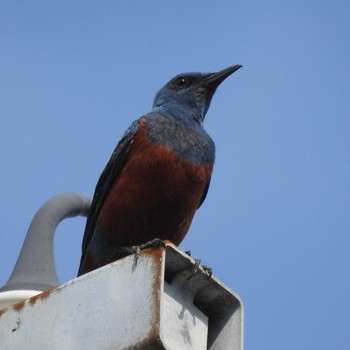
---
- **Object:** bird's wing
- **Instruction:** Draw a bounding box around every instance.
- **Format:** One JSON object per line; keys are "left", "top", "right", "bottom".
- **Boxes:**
{"left": 198, "top": 177, "right": 211, "bottom": 208}
{"left": 80, "top": 120, "right": 140, "bottom": 258}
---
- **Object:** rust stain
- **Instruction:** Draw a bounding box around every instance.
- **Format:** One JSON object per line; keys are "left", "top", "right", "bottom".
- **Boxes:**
{"left": 28, "top": 286, "right": 58, "bottom": 306}
{"left": 0, "top": 307, "right": 8, "bottom": 317}
{"left": 12, "top": 300, "right": 26, "bottom": 312}
{"left": 141, "top": 240, "right": 171, "bottom": 260}
{"left": 142, "top": 244, "right": 165, "bottom": 260}
{"left": 0, "top": 286, "right": 61, "bottom": 317}
{"left": 138, "top": 245, "right": 166, "bottom": 347}
{"left": 0, "top": 298, "right": 26, "bottom": 317}
{"left": 0, "top": 287, "right": 60, "bottom": 316}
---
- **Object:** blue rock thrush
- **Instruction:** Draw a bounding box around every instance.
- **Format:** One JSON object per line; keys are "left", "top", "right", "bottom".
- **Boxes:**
{"left": 78, "top": 64, "right": 242, "bottom": 276}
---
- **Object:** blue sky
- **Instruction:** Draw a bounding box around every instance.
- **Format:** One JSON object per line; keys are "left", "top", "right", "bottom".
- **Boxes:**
{"left": 1, "top": 1, "right": 349, "bottom": 348}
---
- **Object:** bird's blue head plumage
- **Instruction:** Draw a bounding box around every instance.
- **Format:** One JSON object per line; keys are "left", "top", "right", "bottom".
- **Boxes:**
{"left": 152, "top": 64, "right": 242, "bottom": 124}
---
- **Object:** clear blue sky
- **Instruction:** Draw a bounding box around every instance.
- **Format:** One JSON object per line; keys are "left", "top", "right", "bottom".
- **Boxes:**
{"left": 1, "top": 1, "right": 349, "bottom": 349}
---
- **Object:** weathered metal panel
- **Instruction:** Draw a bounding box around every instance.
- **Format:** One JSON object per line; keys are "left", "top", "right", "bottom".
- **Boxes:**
{"left": 0, "top": 243, "right": 243, "bottom": 349}
{"left": 164, "top": 245, "right": 244, "bottom": 350}
{"left": 162, "top": 280, "right": 208, "bottom": 349}
{"left": 0, "top": 250, "right": 163, "bottom": 350}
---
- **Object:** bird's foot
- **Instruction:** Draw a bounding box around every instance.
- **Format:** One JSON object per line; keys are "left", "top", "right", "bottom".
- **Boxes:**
{"left": 187, "top": 258, "right": 212, "bottom": 280}
{"left": 138, "top": 238, "right": 166, "bottom": 250}
{"left": 131, "top": 246, "right": 141, "bottom": 268}
{"left": 201, "top": 264, "right": 213, "bottom": 279}
{"left": 132, "top": 238, "right": 166, "bottom": 267}
{"left": 187, "top": 258, "right": 201, "bottom": 280}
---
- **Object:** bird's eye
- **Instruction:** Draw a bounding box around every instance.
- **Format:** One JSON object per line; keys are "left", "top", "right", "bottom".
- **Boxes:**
{"left": 174, "top": 77, "right": 189, "bottom": 88}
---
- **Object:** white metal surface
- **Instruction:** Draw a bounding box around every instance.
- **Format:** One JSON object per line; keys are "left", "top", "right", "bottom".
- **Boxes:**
{"left": 0, "top": 243, "right": 243, "bottom": 349}
{"left": 0, "top": 290, "right": 41, "bottom": 311}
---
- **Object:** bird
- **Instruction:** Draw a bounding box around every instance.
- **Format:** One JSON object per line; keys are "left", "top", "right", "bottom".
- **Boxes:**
{"left": 77, "top": 64, "right": 242, "bottom": 276}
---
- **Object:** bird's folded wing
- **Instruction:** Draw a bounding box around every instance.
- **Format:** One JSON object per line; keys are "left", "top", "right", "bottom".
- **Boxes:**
{"left": 80, "top": 120, "right": 140, "bottom": 259}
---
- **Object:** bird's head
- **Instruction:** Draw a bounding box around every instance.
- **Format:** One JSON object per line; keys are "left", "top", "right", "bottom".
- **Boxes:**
{"left": 152, "top": 64, "right": 242, "bottom": 124}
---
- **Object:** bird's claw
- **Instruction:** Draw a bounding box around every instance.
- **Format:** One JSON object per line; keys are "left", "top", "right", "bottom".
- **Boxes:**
{"left": 201, "top": 264, "right": 213, "bottom": 279}
{"left": 138, "top": 238, "right": 165, "bottom": 250}
{"left": 131, "top": 238, "right": 165, "bottom": 267}
{"left": 187, "top": 258, "right": 212, "bottom": 280}
{"left": 131, "top": 245, "right": 141, "bottom": 267}
{"left": 187, "top": 258, "right": 201, "bottom": 280}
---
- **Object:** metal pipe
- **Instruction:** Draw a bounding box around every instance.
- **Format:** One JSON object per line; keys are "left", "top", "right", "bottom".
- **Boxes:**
{"left": 0, "top": 193, "right": 91, "bottom": 292}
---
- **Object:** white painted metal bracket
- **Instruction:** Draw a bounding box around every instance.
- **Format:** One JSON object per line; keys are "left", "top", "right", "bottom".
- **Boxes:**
{"left": 0, "top": 243, "right": 243, "bottom": 349}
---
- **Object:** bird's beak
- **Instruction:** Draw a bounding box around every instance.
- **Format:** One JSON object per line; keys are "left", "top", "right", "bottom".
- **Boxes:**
{"left": 205, "top": 64, "right": 242, "bottom": 89}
